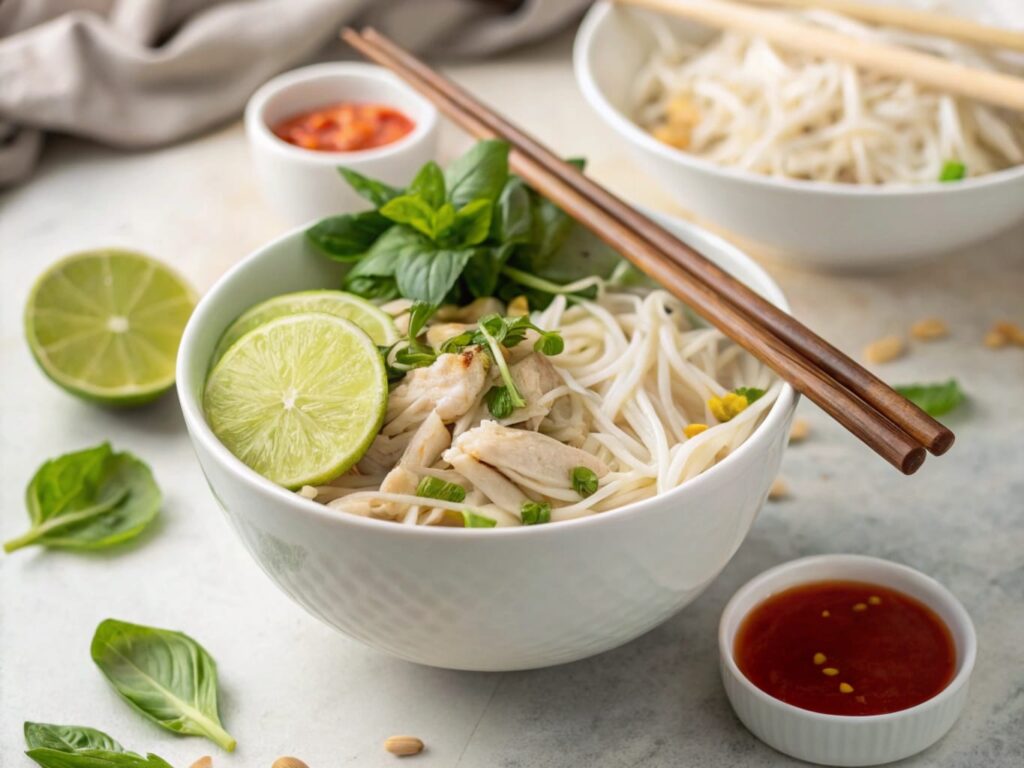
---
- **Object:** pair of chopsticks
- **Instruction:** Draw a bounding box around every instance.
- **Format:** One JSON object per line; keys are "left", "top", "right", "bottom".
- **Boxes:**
{"left": 342, "top": 27, "right": 955, "bottom": 474}
{"left": 616, "top": 0, "right": 1024, "bottom": 113}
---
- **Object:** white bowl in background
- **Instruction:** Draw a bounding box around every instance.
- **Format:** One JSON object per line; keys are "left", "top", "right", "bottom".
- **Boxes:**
{"left": 177, "top": 212, "right": 797, "bottom": 671}
{"left": 719, "top": 555, "right": 976, "bottom": 766}
{"left": 574, "top": 1, "right": 1024, "bottom": 271}
{"left": 245, "top": 63, "right": 439, "bottom": 226}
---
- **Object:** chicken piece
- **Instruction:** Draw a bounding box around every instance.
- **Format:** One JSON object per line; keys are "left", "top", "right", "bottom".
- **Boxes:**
{"left": 386, "top": 348, "right": 490, "bottom": 426}
{"left": 356, "top": 431, "right": 413, "bottom": 475}
{"left": 374, "top": 465, "right": 420, "bottom": 520}
{"left": 444, "top": 447, "right": 525, "bottom": 515}
{"left": 436, "top": 297, "right": 504, "bottom": 323}
{"left": 398, "top": 409, "right": 450, "bottom": 468}
{"left": 507, "top": 353, "right": 563, "bottom": 430}
{"left": 541, "top": 394, "right": 589, "bottom": 448}
{"left": 426, "top": 322, "right": 473, "bottom": 350}
{"left": 454, "top": 421, "right": 609, "bottom": 490}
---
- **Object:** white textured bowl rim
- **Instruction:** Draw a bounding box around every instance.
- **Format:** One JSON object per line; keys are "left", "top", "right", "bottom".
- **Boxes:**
{"left": 718, "top": 554, "right": 977, "bottom": 724}
{"left": 575, "top": 1, "right": 1024, "bottom": 198}
{"left": 245, "top": 62, "right": 439, "bottom": 164}
{"left": 177, "top": 217, "right": 797, "bottom": 538}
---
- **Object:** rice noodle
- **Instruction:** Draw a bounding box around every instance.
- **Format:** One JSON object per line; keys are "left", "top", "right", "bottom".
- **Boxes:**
{"left": 632, "top": 8, "right": 1024, "bottom": 184}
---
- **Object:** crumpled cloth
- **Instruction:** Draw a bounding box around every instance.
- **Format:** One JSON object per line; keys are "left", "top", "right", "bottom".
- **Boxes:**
{"left": 0, "top": 0, "right": 591, "bottom": 185}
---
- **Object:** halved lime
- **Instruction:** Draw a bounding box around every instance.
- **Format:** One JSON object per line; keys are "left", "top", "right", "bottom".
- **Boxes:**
{"left": 203, "top": 313, "right": 387, "bottom": 488}
{"left": 211, "top": 290, "right": 398, "bottom": 364}
{"left": 25, "top": 249, "right": 196, "bottom": 406}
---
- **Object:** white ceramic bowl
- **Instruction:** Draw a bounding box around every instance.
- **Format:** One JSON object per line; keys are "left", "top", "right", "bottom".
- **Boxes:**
{"left": 245, "top": 63, "right": 439, "bottom": 226}
{"left": 177, "top": 213, "right": 797, "bottom": 671}
{"left": 719, "top": 555, "right": 976, "bottom": 766}
{"left": 574, "top": 1, "right": 1024, "bottom": 270}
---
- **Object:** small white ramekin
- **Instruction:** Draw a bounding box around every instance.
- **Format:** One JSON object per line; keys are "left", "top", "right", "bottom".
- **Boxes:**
{"left": 719, "top": 555, "right": 976, "bottom": 766}
{"left": 245, "top": 63, "right": 439, "bottom": 226}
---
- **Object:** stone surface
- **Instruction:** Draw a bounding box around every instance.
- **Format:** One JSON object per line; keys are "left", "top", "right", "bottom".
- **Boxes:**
{"left": 2, "top": 31, "right": 1022, "bottom": 768}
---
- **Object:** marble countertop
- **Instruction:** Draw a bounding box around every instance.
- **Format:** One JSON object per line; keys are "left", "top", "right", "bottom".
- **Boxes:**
{"left": 2, "top": 32, "right": 1022, "bottom": 768}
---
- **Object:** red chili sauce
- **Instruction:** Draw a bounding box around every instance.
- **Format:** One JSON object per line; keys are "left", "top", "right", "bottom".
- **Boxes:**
{"left": 735, "top": 580, "right": 955, "bottom": 716}
{"left": 272, "top": 102, "right": 415, "bottom": 152}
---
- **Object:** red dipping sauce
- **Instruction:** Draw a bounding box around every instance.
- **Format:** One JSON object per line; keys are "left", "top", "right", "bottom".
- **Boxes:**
{"left": 272, "top": 102, "right": 415, "bottom": 152}
{"left": 735, "top": 580, "right": 955, "bottom": 716}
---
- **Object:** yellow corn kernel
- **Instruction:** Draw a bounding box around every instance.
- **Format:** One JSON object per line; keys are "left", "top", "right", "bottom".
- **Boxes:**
{"left": 684, "top": 423, "right": 709, "bottom": 438}
{"left": 708, "top": 392, "right": 748, "bottom": 422}
{"left": 823, "top": 667, "right": 839, "bottom": 677}
{"left": 652, "top": 123, "right": 691, "bottom": 150}
{"left": 839, "top": 683, "right": 854, "bottom": 694}
{"left": 813, "top": 652, "right": 827, "bottom": 665}
{"left": 507, "top": 295, "right": 529, "bottom": 317}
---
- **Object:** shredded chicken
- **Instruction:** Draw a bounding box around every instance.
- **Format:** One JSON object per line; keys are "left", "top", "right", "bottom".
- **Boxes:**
{"left": 386, "top": 348, "right": 490, "bottom": 428}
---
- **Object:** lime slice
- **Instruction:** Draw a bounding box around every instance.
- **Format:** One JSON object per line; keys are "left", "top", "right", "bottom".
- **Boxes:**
{"left": 25, "top": 249, "right": 196, "bottom": 406}
{"left": 211, "top": 290, "right": 398, "bottom": 364}
{"left": 203, "top": 313, "right": 387, "bottom": 488}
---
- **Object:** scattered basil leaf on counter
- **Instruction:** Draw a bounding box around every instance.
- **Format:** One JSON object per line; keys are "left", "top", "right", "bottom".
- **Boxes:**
{"left": 462, "top": 510, "right": 498, "bottom": 528}
{"left": 25, "top": 750, "right": 174, "bottom": 768}
{"left": 338, "top": 167, "right": 402, "bottom": 207}
{"left": 733, "top": 387, "right": 766, "bottom": 404}
{"left": 90, "top": 619, "right": 236, "bottom": 752}
{"left": 894, "top": 379, "right": 964, "bottom": 417}
{"left": 4, "top": 443, "right": 161, "bottom": 555}
{"left": 571, "top": 466, "right": 599, "bottom": 498}
{"left": 416, "top": 477, "right": 467, "bottom": 503}
{"left": 24, "top": 723, "right": 124, "bottom": 753}
{"left": 939, "top": 161, "right": 966, "bottom": 182}
{"left": 520, "top": 501, "right": 551, "bottom": 525}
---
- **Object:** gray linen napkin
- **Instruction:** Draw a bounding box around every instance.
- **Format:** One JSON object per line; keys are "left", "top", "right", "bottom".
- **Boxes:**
{"left": 0, "top": 0, "right": 591, "bottom": 185}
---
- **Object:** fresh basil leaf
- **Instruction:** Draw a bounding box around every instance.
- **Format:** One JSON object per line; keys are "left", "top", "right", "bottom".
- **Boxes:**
{"left": 90, "top": 619, "right": 236, "bottom": 752}
{"left": 433, "top": 202, "right": 456, "bottom": 239}
{"left": 344, "top": 274, "right": 398, "bottom": 302}
{"left": 485, "top": 386, "right": 515, "bottom": 419}
{"left": 407, "top": 302, "right": 436, "bottom": 339}
{"left": 939, "top": 161, "right": 966, "bottom": 182}
{"left": 894, "top": 379, "right": 964, "bottom": 417}
{"left": 25, "top": 749, "right": 174, "bottom": 768}
{"left": 416, "top": 477, "right": 467, "bottom": 503}
{"left": 492, "top": 177, "right": 533, "bottom": 244}
{"left": 345, "top": 226, "right": 426, "bottom": 280}
{"left": 520, "top": 500, "right": 551, "bottom": 525}
{"left": 463, "top": 243, "right": 513, "bottom": 298}
{"left": 4, "top": 444, "right": 161, "bottom": 554}
{"left": 462, "top": 510, "right": 497, "bottom": 528}
{"left": 408, "top": 161, "right": 446, "bottom": 209}
{"left": 338, "top": 167, "right": 402, "bottom": 206}
{"left": 445, "top": 140, "right": 510, "bottom": 208}
{"left": 395, "top": 247, "right": 475, "bottom": 306}
{"left": 733, "top": 387, "right": 766, "bottom": 404}
{"left": 571, "top": 466, "right": 599, "bottom": 498}
{"left": 452, "top": 199, "right": 493, "bottom": 246}
{"left": 380, "top": 194, "right": 437, "bottom": 239}
{"left": 24, "top": 723, "right": 123, "bottom": 753}
{"left": 306, "top": 211, "right": 392, "bottom": 261}
{"left": 393, "top": 339, "right": 437, "bottom": 369}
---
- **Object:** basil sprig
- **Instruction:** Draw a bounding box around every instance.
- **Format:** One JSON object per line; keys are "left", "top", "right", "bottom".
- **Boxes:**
{"left": 23, "top": 722, "right": 173, "bottom": 768}
{"left": 90, "top": 619, "right": 236, "bottom": 752}
{"left": 307, "top": 141, "right": 629, "bottom": 309}
{"left": 4, "top": 443, "right": 161, "bottom": 554}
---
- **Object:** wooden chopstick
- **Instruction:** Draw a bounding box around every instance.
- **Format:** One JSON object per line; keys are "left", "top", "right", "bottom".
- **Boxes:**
{"left": 354, "top": 27, "right": 954, "bottom": 459}
{"left": 343, "top": 28, "right": 934, "bottom": 474}
{"left": 614, "top": 0, "right": 1024, "bottom": 113}
{"left": 737, "top": 0, "right": 1024, "bottom": 53}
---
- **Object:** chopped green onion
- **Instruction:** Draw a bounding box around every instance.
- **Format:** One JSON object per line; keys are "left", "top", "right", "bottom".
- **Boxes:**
{"left": 571, "top": 466, "right": 599, "bottom": 498}
{"left": 939, "top": 161, "right": 966, "bottom": 182}
{"left": 462, "top": 510, "right": 497, "bottom": 528}
{"left": 416, "top": 476, "right": 467, "bottom": 503}
{"left": 520, "top": 500, "right": 551, "bottom": 525}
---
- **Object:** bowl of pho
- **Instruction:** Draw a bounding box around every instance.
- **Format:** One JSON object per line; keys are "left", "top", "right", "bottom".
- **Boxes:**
{"left": 574, "top": 0, "right": 1024, "bottom": 270}
{"left": 177, "top": 141, "right": 797, "bottom": 670}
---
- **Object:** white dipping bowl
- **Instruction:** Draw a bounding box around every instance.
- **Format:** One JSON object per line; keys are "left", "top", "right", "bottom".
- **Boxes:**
{"left": 245, "top": 63, "right": 439, "bottom": 226}
{"left": 177, "top": 213, "right": 796, "bottom": 671}
{"left": 574, "top": 1, "right": 1024, "bottom": 271}
{"left": 719, "top": 555, "right": 976, "bottom": 766}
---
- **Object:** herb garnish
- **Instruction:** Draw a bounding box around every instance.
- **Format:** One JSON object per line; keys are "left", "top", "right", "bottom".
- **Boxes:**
{"left": 416, "top": 476, "right": 467, "bottom": 503}
{"left": 521, "top": 500, "right": 552, "bottom": 525}
{"left": 939, "top": 161, "right": 966, "bottom": 182}
{"left": 462, "top": 510, "right": 497, "bottom": 528}
{"left": 571, "top": 467, "right": 599, "bottom": 498}
{"left": 23, "top": 722, "right": 173, "bottom": 768}
{"left": 91, "top": 619, "right": 236, "bottom": 752}
{"left": 4, "top": 443, "right": 161, "bottom": 554}
{"left": 895, "top": 379, "right": 964, "bottom": 417}
{"left": 733, "top": 387, "right": 766, "bottom": 404}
